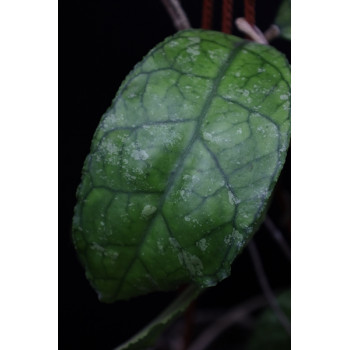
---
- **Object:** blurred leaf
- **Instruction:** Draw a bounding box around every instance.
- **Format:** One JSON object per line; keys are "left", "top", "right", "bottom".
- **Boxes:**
{"left": 248, "top": 290, "right": 291, "bottom": 350}
{"left": 275, "top": 0, "right": 291, "bottom": 40}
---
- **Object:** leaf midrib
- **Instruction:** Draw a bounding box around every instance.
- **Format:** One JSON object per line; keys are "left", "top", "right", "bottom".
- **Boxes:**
{"left": 114, "top": 40, "right": 248, "bottom": 298}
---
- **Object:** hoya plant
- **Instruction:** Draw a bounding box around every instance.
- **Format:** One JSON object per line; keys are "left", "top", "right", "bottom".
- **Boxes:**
{"left": 71, "top": 1, "right": 291, "bottom": 349}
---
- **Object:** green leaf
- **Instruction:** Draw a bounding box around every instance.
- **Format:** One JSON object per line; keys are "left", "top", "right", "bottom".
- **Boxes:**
{"left": 275, "top": 0, "right": 291, "bottom": 40}
{"left": 114, "top": 284, "right": 201, "bottom": 350}
{"left": 72, "top": 29, "right": 291, "bottom": 302}
{"left": 248, "top": 290, "right": 291, "bottom": 350}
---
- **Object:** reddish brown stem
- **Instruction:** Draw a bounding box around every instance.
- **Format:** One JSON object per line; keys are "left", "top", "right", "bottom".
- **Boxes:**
{"left": 182, "top": 298, "right": 196, "bottom": 350}
{"left": 221, "top": 0, "right": 233, "bottom": 34}
{"left": 201, "top": 0, "right": 214, "bottom": 29}
{"left": 244, "top": 0, "right": 255, "bottom": 26}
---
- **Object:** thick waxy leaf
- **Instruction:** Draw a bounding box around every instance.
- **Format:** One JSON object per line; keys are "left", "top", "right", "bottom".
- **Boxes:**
{"left": 72, "top": 29, "right": 291, "bottom": 302}
{"left": 275, "top": 0, "right": 291, "bottom": 40}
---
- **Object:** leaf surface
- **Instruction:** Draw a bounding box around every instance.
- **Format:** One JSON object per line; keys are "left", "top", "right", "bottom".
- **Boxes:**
{"left": 72, "top": 29, "right": 291, "bottom": 302}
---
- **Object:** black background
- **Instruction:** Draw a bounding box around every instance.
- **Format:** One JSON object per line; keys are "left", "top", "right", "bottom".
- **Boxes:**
{"left": 60, "top": 1, "right": 290, "bottom": 349}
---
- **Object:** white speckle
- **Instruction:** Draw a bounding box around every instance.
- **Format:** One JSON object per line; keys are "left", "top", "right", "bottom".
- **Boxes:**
{"left": 228, "top": 191, "right": 235, "bottom": 205}
{"left": 208, "top": 50, "right": 217, "bottom": 60}
{"left": 236, "top": 127, "right": 242, "bottom": 135}
{"left": 224, "top": 229, "right": 244, "bottom": 248}
{"left": 124, "top": 172, "right": 136, "bottom": 181}
{"left": 181, "top": 252, "right": 203, "bottom": 276}
{"left": 142, "top": 205, "right": 157, "bottom": 216}
{"left": 224, "top": 233, "right": 234, "bottom": 245}
{"left": 189, "top": 175, "right": 199, "bottom": 183}
{"left": 131, "top": 149, "right": 149, "bottom": 160}
{"left": 233, "top": 229, "right": 244, "bottom": 248}
{"left": 100, "top": 139, "right": 119, "bottom": 161}
{"left": 257, "top": 126, "right": 265, "bottom": 135}
{"left": 180, "top": 190, "right": 186, "bottom": 200}
{"left": 203, "top": 131, "right": 213, "bottom": 142}
{"left": 91, "top": 242, "right": 105, "bottom": 253}
{"left": 188, "top": 36, "right": 201, "bottom": 44}
{"left": 184, "top": 216, "right": 191, "bottom": 222}
{"left": 169, "top": 237, "right": 203, "bottom": 276}
{"left": 91, "top": 242, "right": 119, "bottom": 259}
{"left": 157, "top": 240, "right": 164, "bottom": 253}
{"left": 252, "top": 105, "right": 262, "bottom": 111}
{"left": 258, "top": 67, "right": 265, "bottom": 73}
{"left": 202, "top": 131, "right": 224, "bottom": 144}
{"left": 196, "top": 238, "right": 208, "bottom": 252}
{"left": 227, "top": 190, "right": 241, "bottom": 205}
{"left": 179, "top": 174, "right": 201, "bottom": 202}
{"left": 280, "top": 94, "right": 289, "bottom": 100}
{"left": 257, "top": 189, "right": 268, "bottom": 199}
{"left": 235, "top": 72, "right": 241, "bottom": 77}
{"left": 169, "top": 237, "right": 180, "bottom": 249}
{"left": 168, "top": 40, "right": 179, "bottom": 48}
{"left": 186, "top": 46, "right": 200, "bottom": 56}
{"left": 191, "top": 217, "right": 200, "bottom": 226}
{"left": 283, "top": 103, "right": 290, "bottom": 111}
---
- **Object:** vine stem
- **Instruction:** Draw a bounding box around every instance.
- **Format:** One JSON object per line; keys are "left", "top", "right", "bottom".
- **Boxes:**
{"left": 181, "top": 298, "right": 196, "bottom": 350}
{"left": 187, "top": 295, "right": 267, "bottom": 350}
{"left": 248, "top": 240, "right": 291, "bottom": 335}
{"left": 201, "top": 0, "right": 213, "bottom": 29}
{"left": 160, "top": 0, "right": 191, "bottom": 30}
{"left": 221, "top": 0, "right": 234, "bottom": 34}
{"left": 244, "top": 0, "right": 256, "bottom": 26}
{"left": 264, "top": 215, "right": 291, "bottom": 261}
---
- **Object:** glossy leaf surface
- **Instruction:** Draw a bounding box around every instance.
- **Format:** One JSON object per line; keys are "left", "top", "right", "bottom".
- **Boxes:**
{"left": 72, "top": 29, "right": 291, "bottom": 302}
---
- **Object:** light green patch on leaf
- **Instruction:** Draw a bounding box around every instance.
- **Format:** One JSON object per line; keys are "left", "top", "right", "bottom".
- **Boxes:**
{"left": 72, "top": 29, "right": 291, "bottom": 302}
{"left": 248, "top": 289, "right": 291, "bottom": 350}
{"left": 275, "top": 0, "right": 291, "bottom": 40}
